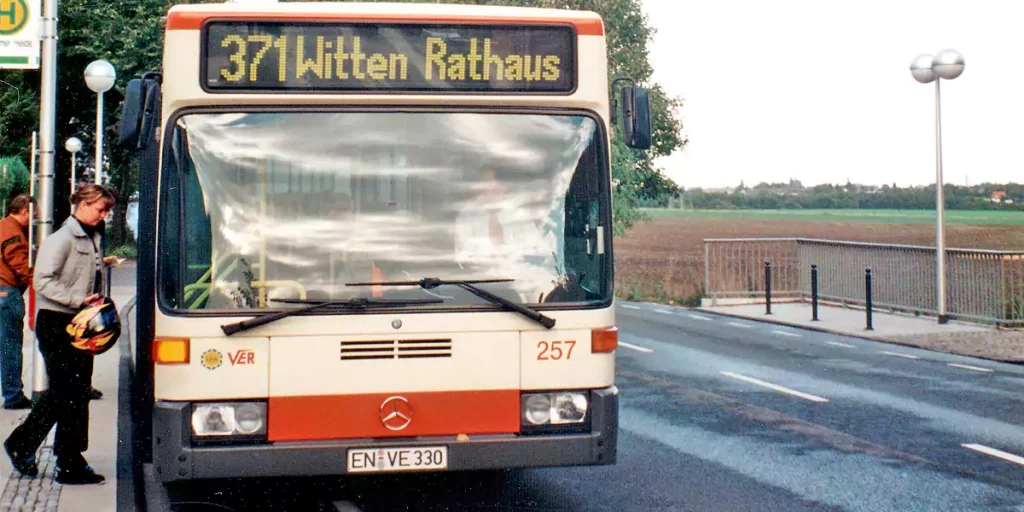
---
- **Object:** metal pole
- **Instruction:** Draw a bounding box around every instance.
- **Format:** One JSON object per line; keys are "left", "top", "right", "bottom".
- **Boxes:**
{"left": 935, "top": 79, "right": 948, "bottom": 324}
{"left": 28, "top": 133, "right": 36, "bottom": 257}
{"left": 811, "top": 264, "right": 819, "bottom": 321}
{"left": 32, "top": 0, "right": 58, "bottom": 401}
{"left": 765, "top": 261, "right": 772, "bottom": 315}
{"left": 94, "top": 92, "right": 104, "bottom": 184}
{"left": 70, "top": 153, "right": 76, "bottom": 196}
{"left": 865, "top": 269, "right": 873, "bottom": 331}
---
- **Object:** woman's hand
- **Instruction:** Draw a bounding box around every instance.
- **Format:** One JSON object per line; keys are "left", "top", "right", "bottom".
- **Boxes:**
{"left": 103, "top": 256, "right": 123, "bottom": 267}
{"left": 82, "top": 294, "right": 100, "bottom": 306}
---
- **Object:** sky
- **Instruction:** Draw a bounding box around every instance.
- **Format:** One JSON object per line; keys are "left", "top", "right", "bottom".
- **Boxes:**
{"left": 639, "top": 0, "right": 1024, "bottom": 190}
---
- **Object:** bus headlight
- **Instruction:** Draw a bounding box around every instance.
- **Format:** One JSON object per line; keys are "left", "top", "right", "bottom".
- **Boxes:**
{"left": 521, "top": 392, "right": 588, "bottom": 426}
{"left": 524, "top": 394, "right": 552, "bottom": 425}
{"left": 192, "top": 402, "right": 267, "bottom": 437}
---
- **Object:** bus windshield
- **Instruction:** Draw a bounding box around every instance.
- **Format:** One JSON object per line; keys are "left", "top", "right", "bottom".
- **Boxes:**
{"left": 159, "top": 111, "right": 611, "bottom": 312}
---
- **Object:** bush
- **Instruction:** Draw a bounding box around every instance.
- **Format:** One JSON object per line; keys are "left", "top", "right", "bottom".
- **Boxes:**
{"left": 109, "top": 242, "right": 138, "bottom": 260}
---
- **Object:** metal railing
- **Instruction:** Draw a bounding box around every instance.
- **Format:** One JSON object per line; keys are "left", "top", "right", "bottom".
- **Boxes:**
{"left": 704, "top": 238, "right": 1024, "bottom": 327}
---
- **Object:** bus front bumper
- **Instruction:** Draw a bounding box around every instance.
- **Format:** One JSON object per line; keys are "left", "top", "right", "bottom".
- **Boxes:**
{"left": 152, "top": 387, "right": 618, "bottom": 482}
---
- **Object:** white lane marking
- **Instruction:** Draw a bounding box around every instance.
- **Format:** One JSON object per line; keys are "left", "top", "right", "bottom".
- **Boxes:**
{"left": 948, "top": 363, "right": 994, "bottom": 373}
{"left": 720, "top": 371, "right": 829, "bottom": 403}
{"left": 621, "top": 304, "right": 642, "bottom": 310}
{"left": 772, "top": 330, "right": 802, "bottom": 338}
{"left": 654, "top": 309, "right": 673, "bottom": 315}
{"left": 619, "top": 342, "right": 655, "bottom": 353}
{"left": 880, "top": 351, "right": 921, "bottom": 360}
{"left": 727, "top": 322, "right": 754, "bottom": 329}
{"left": 689, "top": 314, "right": 713, "bottom": 321}
{"left": 961, "top": 444, "right": 1024, "bottom": 467}
{"left": 826, "top": 341, "right": 856, "bottom": 348}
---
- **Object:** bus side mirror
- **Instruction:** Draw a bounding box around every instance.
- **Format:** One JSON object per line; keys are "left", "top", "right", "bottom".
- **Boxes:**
{"left": 619, "top": 85, "right": 652, "bottom": 150}
{"left": 118, "top": 73, "right": 162, "bottom": 151}
{"left": 117, "top": 79, "right": 144, "bottom": 149}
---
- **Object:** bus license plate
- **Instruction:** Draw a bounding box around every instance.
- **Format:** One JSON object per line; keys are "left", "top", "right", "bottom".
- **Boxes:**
{"left": 347, "top": 446, "right": 448, "bottom": 473}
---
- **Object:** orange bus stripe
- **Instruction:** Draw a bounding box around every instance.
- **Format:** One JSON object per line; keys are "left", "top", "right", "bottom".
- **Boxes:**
{"left": 165, "top": 11, "right": 604, "bottom": 35}
{"left": 268, "top": 390, "right": 520, "bottom": 441}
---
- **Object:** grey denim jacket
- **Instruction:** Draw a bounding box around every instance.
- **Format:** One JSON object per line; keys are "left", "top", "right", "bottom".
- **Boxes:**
{"left": 33, "top": 218, "right": 105, "bottom": 314}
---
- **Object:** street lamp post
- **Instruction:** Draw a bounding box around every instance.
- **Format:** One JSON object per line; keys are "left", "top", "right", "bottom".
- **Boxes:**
{"left": 84, "top": 60, "right": 116, "bottom": 185}
{"left": 910, "top": 49, "right": 965, "bottom": 325}
{"left": 64, "top": 136, "right": 82, "bottom": 196}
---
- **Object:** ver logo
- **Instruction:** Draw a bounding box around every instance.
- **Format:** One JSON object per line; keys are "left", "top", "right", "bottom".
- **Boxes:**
{"left": 0, "top": 0, "right": 29, "bottom": 36}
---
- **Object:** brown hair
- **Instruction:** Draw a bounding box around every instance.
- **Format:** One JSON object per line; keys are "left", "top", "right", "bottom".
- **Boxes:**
{"left": 70, "top": 183, "right": 117, "bottom": 208}
{"left": 7, "top": 194, "right": 35, "bottom": 215}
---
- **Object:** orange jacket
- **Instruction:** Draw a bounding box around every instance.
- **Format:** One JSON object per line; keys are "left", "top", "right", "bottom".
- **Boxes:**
{"left": 0, "top": 216, "right": 32, "bottom": 292}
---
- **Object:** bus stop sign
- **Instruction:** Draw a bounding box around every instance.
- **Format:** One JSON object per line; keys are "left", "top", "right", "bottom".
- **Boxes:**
{"left": 0, "top": 0, "right": 40, "bottom": 69}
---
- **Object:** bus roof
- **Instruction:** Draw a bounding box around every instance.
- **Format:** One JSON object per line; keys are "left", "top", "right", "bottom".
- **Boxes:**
{"left": 166, "top": 2, "right": 604, "bottom": 36}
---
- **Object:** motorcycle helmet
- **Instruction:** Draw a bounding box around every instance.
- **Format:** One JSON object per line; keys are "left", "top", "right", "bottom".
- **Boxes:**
{"left": 67, "top": 296, "right": 121, "bottom": 355}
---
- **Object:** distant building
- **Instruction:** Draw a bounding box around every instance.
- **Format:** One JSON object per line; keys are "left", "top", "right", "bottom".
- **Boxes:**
{"left": 990, "top": 190, "right": 1008, "bottom": 203}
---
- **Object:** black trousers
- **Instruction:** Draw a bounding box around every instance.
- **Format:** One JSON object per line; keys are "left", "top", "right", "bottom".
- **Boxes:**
{"left": 6, "top": 309, "right": 92, "bottom": 467}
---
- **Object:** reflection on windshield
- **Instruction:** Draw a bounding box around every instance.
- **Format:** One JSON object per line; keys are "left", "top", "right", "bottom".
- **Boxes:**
{"left": 160, "top": 111, "right": 609, "bottom": 311}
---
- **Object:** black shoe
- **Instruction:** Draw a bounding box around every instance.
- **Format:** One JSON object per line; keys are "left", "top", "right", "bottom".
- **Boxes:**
{"left": 4, "top": 439, "right": 38, "bottom": 477}
{"left": 89, "top": 387, "right": 102, "bottom": 400}
{"left": 55, "top": 465, "right": 105, "bottom": 485}
{"left": 3, "top": 396, "right": 32, "bottom": 410}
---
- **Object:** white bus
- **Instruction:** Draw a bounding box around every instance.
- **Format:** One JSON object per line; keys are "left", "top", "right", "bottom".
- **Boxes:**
{"left": 118, "top": 1, "right": 651, "bottom": 485}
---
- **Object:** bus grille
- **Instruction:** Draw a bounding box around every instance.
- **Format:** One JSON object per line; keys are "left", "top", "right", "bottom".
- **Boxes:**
{"left": 339, "top": 339, "right": 452, "bottom": 360}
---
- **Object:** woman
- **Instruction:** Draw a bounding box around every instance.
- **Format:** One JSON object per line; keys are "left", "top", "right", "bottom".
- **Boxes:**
{"left": 4, "top": 184, "right": 118, "bottom": 485}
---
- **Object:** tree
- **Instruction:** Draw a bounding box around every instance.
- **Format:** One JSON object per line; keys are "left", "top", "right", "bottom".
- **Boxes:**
{"left": 0, "top": 157, "right": 31, "bottom": 214}
{"left": 1, "top": 0, "right": 685, "bottom": 240}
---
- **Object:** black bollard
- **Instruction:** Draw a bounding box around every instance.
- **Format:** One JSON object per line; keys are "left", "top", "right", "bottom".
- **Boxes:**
{"left": 865, "top": 269, "right": 873, "bottom": 331}
{"left": 811, "top": 265, "right": 819, "bottom": 321}
{"left": 765, "top": 262, "right": 772, "bottom": 315}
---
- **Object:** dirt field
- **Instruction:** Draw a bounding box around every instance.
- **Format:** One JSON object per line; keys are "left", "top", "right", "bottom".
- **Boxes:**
{"left": 613, "top": 216, "right": 1024, "bottom": 304}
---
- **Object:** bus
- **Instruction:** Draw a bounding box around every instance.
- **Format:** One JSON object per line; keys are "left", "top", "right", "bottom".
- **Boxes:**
{"left": 118, "top": 1, "right": 651, "bottom": 486}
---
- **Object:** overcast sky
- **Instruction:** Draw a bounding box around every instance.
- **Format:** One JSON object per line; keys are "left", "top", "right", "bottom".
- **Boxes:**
{"left": 640, "top": 0, "right": 1024, "bottom": 189}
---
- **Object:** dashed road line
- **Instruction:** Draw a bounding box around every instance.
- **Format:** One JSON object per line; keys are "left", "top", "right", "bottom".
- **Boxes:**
{"left": 619, "top": 341, "right": 655, "bottom": 353}
{"left": 961, "top": 444, "right": 1024, "bottom": 467}
{"left": 688, "top": 314, "right": 713, "bottom": 321}
{"left": 772, "top": 330, "right": 802, "bottom": 338}
{"left": 654, "top": 310, "right": 673, "bottom": 315}
{"left": 720, "top": 371, "right": 830, "bottom": 403}
{"left": 621, "top": 304, "right": 642, "bottom": 310}
{"left": 825, "top": 341, "right": 856, "bottom": 348}
{"left": 727, "top": 322, "right": 753, "bottom": 329}
{"left": 947, "top": 363, "right": 994, "bottom": 373}
{"left": 880, "top": 351, "right": 921, "bottom": 360}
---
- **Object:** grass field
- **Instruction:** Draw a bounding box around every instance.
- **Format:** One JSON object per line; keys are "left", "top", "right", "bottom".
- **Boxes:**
{"left": 615, "top": 212, "right": 1024, "bottom": 305}
{"left": 643, "top": 208, "right": 1024, "bottom": 225}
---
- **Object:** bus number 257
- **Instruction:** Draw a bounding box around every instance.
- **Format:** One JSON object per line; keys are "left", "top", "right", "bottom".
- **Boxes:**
{"left": 537, "top": 340, "right": 576, "bottom": 360}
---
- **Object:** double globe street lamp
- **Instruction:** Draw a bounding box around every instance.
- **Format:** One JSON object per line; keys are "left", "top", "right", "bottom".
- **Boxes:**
{"left": 909, "top": 49, "right": 965, "bottom": 325}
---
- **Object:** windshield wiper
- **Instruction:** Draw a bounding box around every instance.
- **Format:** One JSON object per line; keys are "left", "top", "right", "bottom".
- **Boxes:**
{"left": 346, "top": 277, "right": 555, "bottom": 329}
{"left": 220, "top": 297, "right": 443, "bottom": 336}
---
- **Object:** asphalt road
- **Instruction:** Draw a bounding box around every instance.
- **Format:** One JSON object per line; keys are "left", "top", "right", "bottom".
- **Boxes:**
{"left": 161, "top": 300, "right": 1024, "bottom": 512}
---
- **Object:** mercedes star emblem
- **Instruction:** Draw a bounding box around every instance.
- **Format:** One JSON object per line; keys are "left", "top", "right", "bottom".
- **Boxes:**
{"left": 379, "top": 396, "right": 413, "bottom": 431}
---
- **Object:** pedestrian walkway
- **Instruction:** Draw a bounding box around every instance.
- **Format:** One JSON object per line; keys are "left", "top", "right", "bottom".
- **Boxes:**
{"left": 699, "top": 300, "right": 1024, "bottom": 363}
{"left": 702, "top": 300, "right": 988, "bottom": 336}
{"left": 0, "top": 266, "right": 134, "bottom": 512}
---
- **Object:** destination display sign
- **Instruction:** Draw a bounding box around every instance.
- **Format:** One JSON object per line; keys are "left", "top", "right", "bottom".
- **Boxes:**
{"left": 203, "top": 22, "right": 576, "bottom": 93}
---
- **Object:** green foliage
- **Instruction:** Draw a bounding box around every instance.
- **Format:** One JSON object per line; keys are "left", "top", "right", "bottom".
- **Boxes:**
{"left": 0, "top": 157, "right": 31, "bottom": 212}
{"left": 677, "top": 181, "right": 1024, "bottom": 212}
{"left": 108, "top": 241, "right": 138, "bottom": 260}
{"left": 0, "top": 73, "right": 38, "bottom": 163}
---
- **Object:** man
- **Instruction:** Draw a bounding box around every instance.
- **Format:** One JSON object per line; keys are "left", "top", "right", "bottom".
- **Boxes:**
{"left": 0, "top": 195, "right": 35, "bottom": 409}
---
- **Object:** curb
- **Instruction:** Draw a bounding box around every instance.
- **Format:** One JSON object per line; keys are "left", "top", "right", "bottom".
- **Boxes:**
{"left": 693, "top": 307, "right": 1024, "bottom": 366}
